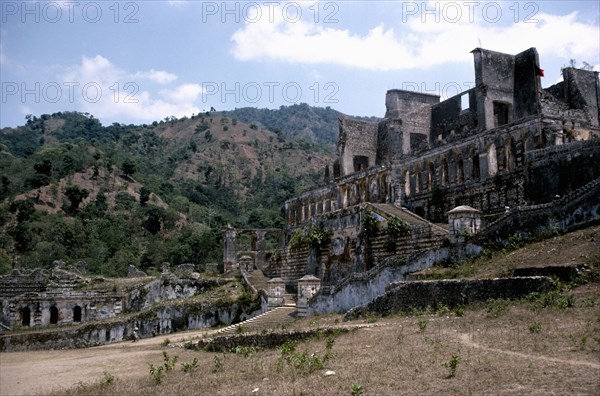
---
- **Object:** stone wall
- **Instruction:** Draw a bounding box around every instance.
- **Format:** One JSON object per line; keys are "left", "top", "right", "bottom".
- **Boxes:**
{"left": 307, "top": 244, "right": 482, "bottom": 315}
{"left": 345, "top": 276, "right": 554, "bottom": 318}
{"left": 337, "top": 118, "right": 379, "bottom": 177}
{"left": 0, "top": 300, "right": 263, "bottom": 352}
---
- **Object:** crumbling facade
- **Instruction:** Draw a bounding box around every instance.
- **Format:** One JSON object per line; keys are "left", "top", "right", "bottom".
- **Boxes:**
{"left": 286, "top": 47, "right": 599, "bottom": 224}
{"left": 272, "top": 47, "right": 599, "bottom": 293}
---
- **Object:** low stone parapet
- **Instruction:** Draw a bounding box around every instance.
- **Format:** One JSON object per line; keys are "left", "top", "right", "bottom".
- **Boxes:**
{"left": 345, "top": 276, "right": 554, "bottom": 319}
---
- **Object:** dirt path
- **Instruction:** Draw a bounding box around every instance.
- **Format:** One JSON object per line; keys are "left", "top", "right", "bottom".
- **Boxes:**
{"left": 0, "top": 329, "right": 214, "bottom": 396}
{"left": 457, "top": 333, "right": 600, "bottom": 370}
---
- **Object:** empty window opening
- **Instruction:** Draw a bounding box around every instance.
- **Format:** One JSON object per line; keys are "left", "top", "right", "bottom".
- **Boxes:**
{"left": 493, "top": 102, "right": 510, "bottom": 127}
{"left": 73, "top": 306, "right": 82, "bottom": 323}
{"left": 487, "top": 144, "right": 498, "bottom": 176}
{"left": 353, "top": 156, "right": 369, "bottom": 172}
{"left": 460, "top": 94, "right": 469, "bottom": 111}
{"left": 21, "top": 307, "right": 31, "bottom": 327}
{"left": 456, "top": 158, "right": 464, "bottom": 183}
{"left": 427, "top": 163, "right": 435, "bottom": 190}
{"left": 441, "top": 159, "right": 449, "bottom": 185}
{"left": 472, "top": 154, "right": 481, "bottom": 180}
{"left": 50, "top": 306, "right": 58, "bottom": 325}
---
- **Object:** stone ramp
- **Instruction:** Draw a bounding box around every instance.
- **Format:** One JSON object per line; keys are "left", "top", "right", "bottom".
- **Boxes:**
{"left": 215, "top": 306, "right": 297, "bottom": 336}
{"left": 369, "top": 203, "right": 448, "bottom": 235}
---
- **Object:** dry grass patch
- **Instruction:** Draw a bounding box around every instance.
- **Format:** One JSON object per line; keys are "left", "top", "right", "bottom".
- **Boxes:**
{"left": 49, "top": 283, "right": 599, "bottom": 396}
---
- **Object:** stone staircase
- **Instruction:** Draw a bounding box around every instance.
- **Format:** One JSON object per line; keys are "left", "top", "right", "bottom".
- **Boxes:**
{"left": 369, "top": 203, "right": 449, "bottom": 236}
{"left": 241, "top": 269, "right": 271, "bottom": 293}
{"left": 214, "top": 306, "right": 297, "bottom": 336}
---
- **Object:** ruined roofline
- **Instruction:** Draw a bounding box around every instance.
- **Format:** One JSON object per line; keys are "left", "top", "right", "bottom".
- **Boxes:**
{"left": 385, "top": 89, "right": 441, "bottom": 105}
{"left": 469, "top": 46, "right": 536, "bottom": 57}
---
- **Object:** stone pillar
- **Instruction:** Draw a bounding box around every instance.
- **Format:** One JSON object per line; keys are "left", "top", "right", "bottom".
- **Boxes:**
{"left": 297, "top": 275, "right": 321, "bottom": 317}
{"left": 267, "top": 278, "right": 285, "bottom": 308}
{"left": 223, "top": 226, "right": 237, "bottom": 272}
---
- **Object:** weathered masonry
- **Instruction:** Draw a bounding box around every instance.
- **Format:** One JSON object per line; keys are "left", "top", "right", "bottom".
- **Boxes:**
{"left": 285, "top": 48, "right": 600, "bottom": 224}
{"left": 275, "top": 48, "right": 599, "bottom": 293}
{"left": 221, "top": 47, "right": 599, "bottom": 314}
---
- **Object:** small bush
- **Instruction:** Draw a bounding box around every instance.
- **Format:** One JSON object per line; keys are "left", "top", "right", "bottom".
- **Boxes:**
{"left": 443, "top": 353, "right": 460, "bottom": 378}
{"left": 162, "top": 338, "right": 170, "bottom": 347}
{"left": 485, "top": 298, "right": 509, "bottom": 317}
{"left": 276, "top": 339, "right": 330, "bottom": 376}
{"left": 529, "top": 322, "right": 542, "bottom": 333}
{"left": 351, "top": 384, "right": 365, "bottom": 396}
{"left": 149, "top": 364, "right": 164, "bottom": 385}
{"left": 100, "top": 371, "right": 115, "bottom": 387}
{"left": 417, "top": 319, "right": 428, "bottom": 333}
{"left": 454, "top": 306, "right": 465, "bottom": 317}
{"left": 181, "top": 358, "right": 199, "bottom": 373}
{"left": 213, "top": 355, "right": 224, "bottom": 372}
{"left": 234, "top": 345, "right": 256, "bottom": 358}
{"left": 162, "top": 351, "right": 178, "bottom": 371}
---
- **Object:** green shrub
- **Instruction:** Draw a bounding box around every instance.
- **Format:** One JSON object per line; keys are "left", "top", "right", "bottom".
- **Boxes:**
{"left": 181, "top": 358, "right": 199, "bottom": 373}
{"left": 443, "top": 353, "right": 460, "bottom": 378}
{"left": 529, "top": 322, "right": 542, "bottom": 333}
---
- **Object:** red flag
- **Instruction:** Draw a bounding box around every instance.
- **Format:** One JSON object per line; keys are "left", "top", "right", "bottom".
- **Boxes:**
{"left": 536, "top": 66, "right": 544, "bottom": 77}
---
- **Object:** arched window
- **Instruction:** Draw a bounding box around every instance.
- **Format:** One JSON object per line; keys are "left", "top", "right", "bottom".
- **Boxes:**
{"left": 73, "top": 306, "right": 82, "bottom": 323}
{"left": 50, "top": 306, "right": 58, "bottom": 325}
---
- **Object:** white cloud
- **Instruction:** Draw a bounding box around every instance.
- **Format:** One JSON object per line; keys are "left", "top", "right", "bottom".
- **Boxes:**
{"left": 61, "top": 55, "right": 200, "bottom": 123}
{"left": 132, "top": 69, "right": 178, "bottom": 84}
{"left": 230, "top": 3, "right": 600, "bottom": 71}
{"left": 160, "top": 83, "right": 204, "bottom": 103}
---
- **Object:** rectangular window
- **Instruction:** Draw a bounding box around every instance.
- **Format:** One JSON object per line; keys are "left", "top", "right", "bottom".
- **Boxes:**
{"left": 461, "top": 94, "right": 469, "bottom": 111}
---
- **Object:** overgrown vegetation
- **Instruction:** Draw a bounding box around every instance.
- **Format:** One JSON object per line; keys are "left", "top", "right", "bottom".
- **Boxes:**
{"left": 0, "top": 110, "right": 333, "bottom": 276}
{"left": 289, "top": 223, "right": 331, "bottom": 249}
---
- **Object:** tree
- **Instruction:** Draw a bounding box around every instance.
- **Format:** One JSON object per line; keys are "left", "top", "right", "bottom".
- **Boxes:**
{"left": 121, "top": 158, "right": 137, "bottom": 177}
{"left": 33, "top": 159, "right": 52, "bottom": 176}
{"left": 139, "top": 187, "right": 151, "bottom": 206}
{"left": 0, "top": 176, "right": 10, "bottom": 200}
{"left": 63, "top": 185, "right": 89, "bottom": 215}
{"left": 9, "top": 200, "right": 35, "bottom": 223}
{"left": 143, "top": 206, "right": 166, "bottom": 234}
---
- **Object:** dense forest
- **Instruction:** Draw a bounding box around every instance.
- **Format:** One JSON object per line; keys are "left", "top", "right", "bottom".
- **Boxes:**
{"left": 0, "top": 105, "right": 357, "bottom": 276}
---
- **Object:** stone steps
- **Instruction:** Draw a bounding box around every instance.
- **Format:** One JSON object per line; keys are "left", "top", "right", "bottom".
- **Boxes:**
{"left": 243, "top": 269, "right": 271, "bottom": 292}
{"left": 214, "top": 306, "right": 297, "bottom": 336}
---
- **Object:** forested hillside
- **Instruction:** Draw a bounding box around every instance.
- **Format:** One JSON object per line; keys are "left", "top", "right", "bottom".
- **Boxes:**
{"left": 0, "top": 107, "right": 343, "bottom": 276}
{"left": 226, "top": 103, "right": 380, "bottom": 146}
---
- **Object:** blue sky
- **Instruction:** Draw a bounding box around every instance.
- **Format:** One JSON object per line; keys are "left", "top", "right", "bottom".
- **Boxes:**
{"left": 1, "top": 0, "right": 599, "bottom": 128}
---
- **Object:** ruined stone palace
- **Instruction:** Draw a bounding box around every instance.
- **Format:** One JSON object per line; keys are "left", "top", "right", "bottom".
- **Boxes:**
{"left": 225, "top": 47, "right": 600, "bottom": 312}
{"left": 1, "top": 47, "right": 598, "bottom": 343}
